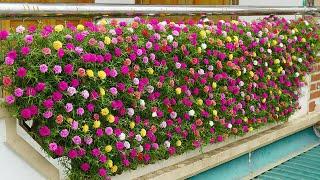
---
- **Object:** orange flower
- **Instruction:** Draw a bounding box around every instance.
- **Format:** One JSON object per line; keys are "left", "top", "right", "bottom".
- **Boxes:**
{"left": 195, "top": 119, "right": 203, "bottom": 126}
{"left": 78, "top": 68, "right": 86, "bottom": 77}
{"left": 123, "top": 59, "right": 131, "bottom": 66}
{"left": 56, "top": 114, "right": 63, "bottom": 124}
{"left": 133, "top": 65, "right": 140, "bottom": 72}
{"left": 131, "top": 21, "right": 138, "bottom": 29}
{"left": 150, "top": 125, "right": 157, "bottom": 133}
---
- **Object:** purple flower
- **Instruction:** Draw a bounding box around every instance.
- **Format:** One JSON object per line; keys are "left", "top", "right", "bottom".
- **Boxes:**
{"left": 60, "top": 129, "right": 69, "bottom": 138}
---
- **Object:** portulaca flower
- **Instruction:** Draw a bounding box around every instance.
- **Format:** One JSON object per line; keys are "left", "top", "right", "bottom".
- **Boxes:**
{"left": 124, "top": 141, "right": 130, "bottom": 149}
{"left": 170, "top": 111, "right": 177, "bottom": 119}
{"left": 164, "top": 140, "right": 171, "bottom": 148}
{"left": 146, "top": 85, "right": 154, "bottom": 93}
{"left": 81, "top": 90, "right": 89, "bottom": 99}
{"left": 135, "top": 134, "right": 142, "bottom": 142}
{"left": 127, "top": 108, "right": 134, "bottom": 116}
{"left": 227, "top": 123, "right": 232, "bottom": 129}
{"left": 138, "top": 145, "right": 144, "bottom": 152}
{"left": 152, "top": 111, "right": 157, "bottom": 117}
{"left": 209, "top": 121, "right": 214, "bottom": 127}
{"left": 167, "top": 35, "right": 174, "bottom": 42}
{"left": 67, "top": 87, "right": 77, "bottom": 96}
{"left": 16, "top": 25, "right": 25, "bottom": 33}
{"left": 298, "top": 58, "right": 303, "bottom": 63}
{"left": 188, "top": 110, "right": 195, "bottom": 116}
{"left": 139, "top": 99, "right": 145, "bottom": 106}
{"left": 253, "top": 60, "right": 258, "bottom": 66}
{"left": 198, "top": 69, "right": 205, "bottom": 75}
{"left": 208, "top": 65, "right": 214, "bottom": 71}
{"left": 201, "top": 43, "right": 207, "bottom": 50}
{"left": 133, "top": 78, "right": 139, "bottom": 85}
{"left": 119, "top": 133, "right": 126, "bottom": 141}
{"left": 175, "top": 62, "right": 181, "bottom": 69}
{"left": 295, "top": 72, "right": 300, "bottom": 77}
{"left": 160, "top": 121, "right": 167, "bottom": 128}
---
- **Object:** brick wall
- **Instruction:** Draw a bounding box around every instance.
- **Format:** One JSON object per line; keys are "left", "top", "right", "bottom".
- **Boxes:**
{"left": 309, "top": 57, "right": 320, "bottom": 112}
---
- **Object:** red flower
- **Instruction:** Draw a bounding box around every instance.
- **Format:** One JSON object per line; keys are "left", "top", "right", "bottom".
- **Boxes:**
{"left": 2, "top": 76, "right": 12, "bottom": 87}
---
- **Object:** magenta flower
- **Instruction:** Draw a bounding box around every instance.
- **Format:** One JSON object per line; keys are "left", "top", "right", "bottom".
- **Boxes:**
{"left": 5, "top": 95, "right": 15, "bottom": 105}
{"left": 39, "top": 126, "right": 51, "bottom": 137}
{"left": 49, "top": 142, "right": 57, "bottom": 151}
{"left": 16, "top": 67, "right": 27, "bottom": 78}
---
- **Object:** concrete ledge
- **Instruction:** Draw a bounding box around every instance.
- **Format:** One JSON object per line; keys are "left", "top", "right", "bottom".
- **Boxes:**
{"left": 0, "top": 108, "right": 60, "bottom": 180}
{"left": 137, "top": 112, "right": 320, "bottom": 180}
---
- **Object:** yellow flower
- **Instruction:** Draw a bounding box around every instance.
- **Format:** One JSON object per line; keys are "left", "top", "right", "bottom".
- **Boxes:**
{"left": 276, "top": 107, "right": 280, "bottom": 111}
{"left": 53, "top": 41, "right": 62, "bottom": 50}
{"left": 100, "top": 87, "right": 105, "bottom": 96}
{"left": 175, "top": 87, "right": 182, "bottom": 95}
{"left": 212, "top": 110, "right": 217, "bottom": 116}
{"left": 147, "top": 68, "right": 154, "bottom": 75}
{"left": 274, "top": 59, "right": 280, "bottom": 64}
{"left": 197, "top": 47, "right": 202, "bottom": 54}
{"left": 233, "top": 36, "right": 239, "bottom": 42}
{"left": 243, "top": 117, "right": 248, "bottom": 122}
{"left": 228, "top": 54, "right": 233, "bottom": 60}
{"left": 130, "top": 121, "right": 135, "bottom": 129}
{"left": 231, "top": 20, "right": 239, "bottom": 25}
{"left": 277, "top": 67, "right": 283, "bottom": 74}
{"left": 111, "top": 165, "right": 118, "bottom": 173}
{"left": 98, "top": 71, "right": 106, "bottom": 79}
{"left": 176, "top": 140, "right": 182, "bottom": 147}
{"left": 267, "top": 75, "right": 271, "bottom": 80}
{"left": 226, "top": 36, "right": 232, "bottom": 42}
{"left": 205, "top": 30, "right": 211, "bottom": 34}
{"left": 107, "top": 114, "right": 115, "bottom": 123}
{"left": 196, "top": 99, "right": 203, "bottom": 106}
{"left": 86, "top": 69, "right": 94, "bottom": 77}
{"left": 67, "top": 118, "right": 73, "bottom": 124}
{"left": 107, "top": 160, "right": 113, "bottom": 168}
{"left": 301, "top": 38, "right": 306, "bottom": 43}
{"left": 140, "top": 128, "right": 146, "bottom": 137}
{"left": 104, "top": 36, "right": 111, "bottom": 45}
{"left": 262, "top": 98, "right": 266, "bottom": 103}
{"left": 249, "top": 71, "right": 254, "bottom": 77}
{"left": 249, "top": 127, "right": 254, "bottom": 132}
{"left": 98, "top": 18, "right": 107, "bottom": 25}
{"left": 105, "top": 145, "right": 112, "bottom": 153}
{"left": 236, "top": 70, "right": 241, "bottom": 77}
{"left": 272, "top": 40, "right": 278, "bottom": 46}
{"left": 252, "top": 52, "right": 257, "bottom": 57}
{"left": 100, "top": 108, "right": 109, "bottom": 116}
{"left": 54, "top": 24, "right": 64, "bottom": 32}
{"left": 199, "top": 30, "right": 206, "bottom": 39}
{"left": 278, "top": 90, "right": 282, "bottom": 95}
{"left": 212, "top": 82, "right": 217, "bottom": 89}
{"left": 93, "top": 120, "right": 101, "bottom": 128}
{"left": 77, "top": 24, "right": 84, "bottom": 31}
{"left": 82, "top": 124, "right": 89, "bottom": 133}
{"left": 292, "top": 56, "right": 297, "bottom": 61}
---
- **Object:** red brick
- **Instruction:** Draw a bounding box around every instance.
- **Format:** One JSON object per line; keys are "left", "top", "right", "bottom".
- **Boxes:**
{"left": 310, "top": 91, "right": 320, "bottom": 100}
{"left": 311, "top": 83, "right": 317, "bottom": 91}
{"left": 311, "top": 73, "right": 320, "bottom": 82}
{"left": 309, "top": 101, "right": 316, "bottom": 112}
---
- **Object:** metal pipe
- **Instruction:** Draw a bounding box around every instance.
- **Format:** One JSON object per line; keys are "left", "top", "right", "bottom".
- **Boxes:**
{"left": 0, "top": 3, "right": 319, "bottom": 19}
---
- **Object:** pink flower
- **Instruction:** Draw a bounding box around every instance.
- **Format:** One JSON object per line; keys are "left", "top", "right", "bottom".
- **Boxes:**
{"left": 17, "top": 67, "right": 27, "bottom": 78}
{"left": 43, "top": 111, "right": 53, "bottom": 119}
{"left": 109, "top": 69, "right": 118, "bottom": 78}
{"left": 14, "top": 88, "right": 23, "bottom": 97}
{"left": 105, "top": 127, "right": 113, "bottom": 135}
{"left": 39, "top": 126, "right": 51, "bottom": 137}
{"left": 109, "top": 87, "right": 118, "bottom": 95}
{"left": 80, "top": 163, "right": 90, "bottom": 172}
{"left": 76, "top": 107, "right": 84, "bottom": 116}
{"left": 58, "top": 81, "right": 68, "bottom": 91}
{"left": 65, "top": 103, "right": 73, "bottom": 112}
{"left": 52, "top": 91, "right": 63, "bottom": 101}
{"left": 72, "top": 136, "right": 82, "bottom": 145}
{"left": 21, "top": 47, "right": 30, "bottom": 56}
{"left": 49, "top": 142, "right": 57, "bottom": 151}
{"left": 39, "top": 64, "right": 48, "bottom": 73}
{"left": 60, "top": 129, "right": 69, "bottom": 138}
{"left": 116, "top": 141, "right": 124, "bottom": 151}
{"left": 53, "top": 65, "right": 62, "bottom": 74}
{"left": 42, "top": 48, "right": 51, "bottom": 55}
{"left": 64, "top": 64, "right": 73, "bottom": 75}
{"left": 43, "top": 99, "right": 54, "bottom": 109}
{"left": 98, "top": 168, "right": 107, "bottom": 177}
{"left": 0, "top": 30, "right": 9, "bottom": 40}
{"left": 2, "top": 76, "right": 12, "bottom": 87}
{"left": 24, "top": 35, "right": 33, "bottom": 44}
{"left": 35, "top": 82, "right": 46, "bottom": 92}
{"left": 5, "top": 95, "right": 15, "bottom": 105}
{"left": 5, "top": 57, "right": 14, "bottom": 65}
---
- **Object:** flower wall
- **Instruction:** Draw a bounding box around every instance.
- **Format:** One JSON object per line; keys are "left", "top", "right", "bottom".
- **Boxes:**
{"left": 0, "top": 16, "right": 319, "bottom": 179}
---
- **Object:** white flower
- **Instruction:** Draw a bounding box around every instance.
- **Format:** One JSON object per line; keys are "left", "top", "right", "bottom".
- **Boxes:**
{"left": 209, "top": 121, "right": 214, "bottom": 127}
{"left": 109, "top": 29, "right": 116, "bottom": 36}
{"left": 139, "top": 99, "right": 145, "bottom": 106}
{"left": 253, "top": 60, "right": 258, "bottom": 66}
{"left": 138, "top": 145, "right": 144, "bottom": 152}
{"left": 295, "top": 72, "right": 300, "bottom": 77}
{"left": 279, "top": 43, "right": 284, "bottom": 48}
{"left": 227, "top": 123, "right": 232, "bottom": 129}
{"left": 175, "top": 62, "right": 181, "bottom": 69}
{"left": 164, "top": 140, "right": 171, "bottom": 148}
{"left": 292, "top": 29, "right": 295, "bottom": 34}
{"left": 201, "top": 43, "right": 207, "bottom": 50}
{"left": 133, "top": 78, "right": 139, "bottom": 85}
{"left": 160, "top": 121, "right": 167, "bottom": 128}
{"left": 167, "top": 35, "right": 174, "bottom": 42}
{"left": 222, "top": 31, "right": 227, "bottom": 37}
{"left": 146, "top": 85, "right": 154, "bottom": 94}
{"left": 124, "top": 141, "right": 131, "bottom": 149}
{"left": 198, "top": 69, "right": 205, "bottom": 75}
{"left": 152, "top": 111, "right": 157, "bottom": 117}
{"left": 304, "top": 20, "right": 309, "bottom": 26}
{"left": 16, "top": 25, "right": 25, "bottom": 33}
{"left": 282, "top": 70, "right": 286, "bottom": 75}
{"left": 240, "top": 91, "right": 245, "bottom": 97}
{"left": 119, "top": 133, "right": 126, "bottom": 141}
{"left": 298, "top": 58, "right": 303, "bottom": 63}
{"left": 127, "top": 27, "right": 134, "bottom": 33}
{"left": 147, "top": 24, "right": 153, "bottom": 30}
{"left": 81, "top": 90, "right": 89, "bottom": 99}
{"left": 170, "top": 111, "right": 177, "bottom": 119}
{"left": 208, "top": 65, "right": 214, "bottom": 71}
{"left": 127, "top": 108, "right": 134, "bottom": 117}
{"left": 135, "top": 134, "right": 142, "bottom": 142}
{"left": 188, "top": 110, "right": 195, "bottom": 116}
{"left": 67, "top": 87, "right": 77, "bottom": 96}
{"left": 239, "top": 81, "right": 244, "bottom": 87}
{"left": 267, "top": 49, "right": 272, "bottom": 54}
{"left": 243, "top": 67, "right": 247, "bottom": 74}
{"left": 246, "top": 32, "right": 252, "bottom": 37}
{"left": 265, "top": 62, "right": 268, "bottom": 67}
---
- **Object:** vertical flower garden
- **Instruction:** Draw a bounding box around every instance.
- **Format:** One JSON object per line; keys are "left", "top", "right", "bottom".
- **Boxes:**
{"left": 0, "top": 16, "right": 319, "bottom": 179}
